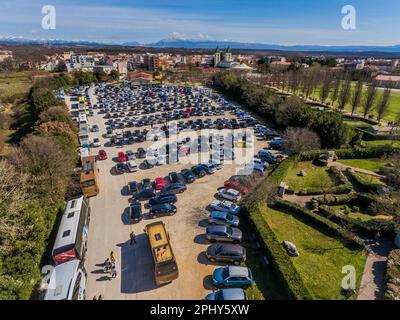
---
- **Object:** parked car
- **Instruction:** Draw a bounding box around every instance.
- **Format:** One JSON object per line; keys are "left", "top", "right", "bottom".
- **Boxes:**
{"left": 191, "top": 165, "right": 207, "bottom": 178}
{"left": 154, "top": 177, "right": 167, "bottom": 190}
{"left": 212, "top": 266, "right": 253, "bottom": 288}
{"left": 142, "top": 178, "right": 152, "bottom": 189}
{"left": 126, "top": 160, "right": 138, "bottom": 172}
{"left": 206, "top": 243, "right": 246, "bottom": 265}
{"left": 199, "top": 163, "right": 217, "bottom": 174}
{"left": 210, "top": 200, "right": 241, "bottom": 215}
{"left": 160, "top": 183, "right": 187, "bottom": 195}
{"left": 118, "top": 151, "right": 127, "bottom": 162}
{"left": 115, "top": 162, "right": 126, "bottom": 174}
{"left": 92, "top": 138, "right": 101, "bottom": 148}
{"left": 91, "top": 124, "right": 99, "bottom": 132}
{"left": 257, "top": 150, "right": 277, "bottom": 164}
{"left": 205, "top": 225, "right": 242, "bottom": 244}
{"left": 128, "top": 181, "right": 141, "bottom": 195}
{"left": 205, "top": 288, "right": 247, "bottom": 301}
{"left": 129, "top": 202, "right": 143, "bottom": 223}
{"left": 217, "top": 188, "right": 241, "bottom": 202}
{"left": 98, "top": 149, "right": 107, "bottom": 160}
{"left": 208, "top": 211, "right": 239, "bottom": 227}
{"left": 180, "top": 169, "right": 196, "bottom": 183}
{"left": 169, "top": 172, "right": 181, "bottom": 184}
{"left": 126, "top": 150, "right": 136, "bottom": 160}
{"left": 133, "top": 188, "right": 156, "bottom": 201}
{"left": 149, "top": 203, "right": 177, "bottom": 218}
{"left": 149, "top": 194, "right": 177, "bottom": 206}
{"left": 223, "top": 180, "right": 248, "bottom": 195}
{"left": 136, "top": 147, "right": 147, "bottom": 159}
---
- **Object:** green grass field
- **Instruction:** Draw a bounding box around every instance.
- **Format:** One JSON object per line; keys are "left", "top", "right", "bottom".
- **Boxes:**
{"left": 364, "top": 140, "right": 400, "bottom": 148}
{"left": 263, "top": 206, "right": 367, "bottom": 300}
{"left": 285, "top": 161, "right": 335, "bottom": 193}
{"left": 337, "top": 158, "right": 385, "bottom": 173}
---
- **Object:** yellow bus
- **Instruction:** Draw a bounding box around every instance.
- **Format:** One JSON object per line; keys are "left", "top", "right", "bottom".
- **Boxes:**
{"left": 80, "top": 156, "right": 99, "bottom": 197}
{"left": 145, "top": 221, "right": 179, "bottom": 285}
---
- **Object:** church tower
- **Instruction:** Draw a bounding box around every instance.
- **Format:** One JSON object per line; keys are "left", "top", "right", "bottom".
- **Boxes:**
{"left": 214, "top": 46, "right": 221, "bottom": 67}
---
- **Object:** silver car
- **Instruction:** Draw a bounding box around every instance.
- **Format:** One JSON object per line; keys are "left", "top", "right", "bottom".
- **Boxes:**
{"left": 217, "top": 188, "right": 241, "bottom": 202}
{"left": 206, "top": 225, "right": 242, "bottom": 244}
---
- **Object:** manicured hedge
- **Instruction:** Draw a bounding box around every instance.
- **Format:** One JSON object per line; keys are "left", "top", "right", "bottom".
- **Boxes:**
{"left": 275, "top": 199, "right": 365, "bottom": 249}
{"left": 384, "top": 249, "right": 400, "bottom": 300}
{"left": 318, "top": 205, "right": 398, "bottom": 240}
{"left": 347, "top": 171, "right": 384, "bottom": 193}
{"left": 242, "top": 205, "right": 312, "bottom": 300}
{"left": 314, "top": 194, "right": 357, "bottom": 206}
{"left": 334, "top": 146, "right": 394, "bottom": 159}
{"left": 356, "top": 128, "right": 400, "bottom": 142}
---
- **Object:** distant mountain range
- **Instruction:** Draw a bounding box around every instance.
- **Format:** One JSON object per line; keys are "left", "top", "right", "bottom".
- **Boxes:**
{"left": 2, "top": 36, "right": 400, "bottom": 53}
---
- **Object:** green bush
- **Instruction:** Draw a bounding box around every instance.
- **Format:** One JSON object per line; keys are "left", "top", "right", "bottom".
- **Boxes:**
{"left": 384, "top": 249, "right": 400, "bottom": 300}
{"left": 335, "top": 146, "right": 394, "bottom": 159}
{"left": 242, "top": 205, "right": 312, "bottom": 300}
{"left": 275, "top": 200, "right": 365, "bottom": 249}
{"left": 347, "top": 171, "right": 383, "bottom": 193}
{"left": 356, "top": 128, "right": 400, "bottom": 142}
{"left": 314, "top": 194, "right": 357, "bottom": 206}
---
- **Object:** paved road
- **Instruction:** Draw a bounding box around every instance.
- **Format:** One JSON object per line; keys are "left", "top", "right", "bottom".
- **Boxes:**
{"left": 69, "top": 85, "right": 274, "bottom": 300}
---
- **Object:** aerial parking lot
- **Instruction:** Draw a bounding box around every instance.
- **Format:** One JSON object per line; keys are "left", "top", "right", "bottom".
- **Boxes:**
{"left": 66, "top": 83, "right": 284, "bottom": 300}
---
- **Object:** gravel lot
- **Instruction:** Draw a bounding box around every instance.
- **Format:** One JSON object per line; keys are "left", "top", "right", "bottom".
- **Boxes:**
{"left": 67, "top": 84, "right": 278, "bottom": 300}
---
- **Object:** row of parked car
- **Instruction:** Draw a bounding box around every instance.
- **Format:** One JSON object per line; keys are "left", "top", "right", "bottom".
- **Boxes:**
{"left": 202, "top": 176, "right": 254, "bottom": 300}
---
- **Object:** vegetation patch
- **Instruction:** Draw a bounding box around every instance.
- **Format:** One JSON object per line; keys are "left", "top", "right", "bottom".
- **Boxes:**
{"left": 338, "top": 158, "right": 385, "bottom": 173}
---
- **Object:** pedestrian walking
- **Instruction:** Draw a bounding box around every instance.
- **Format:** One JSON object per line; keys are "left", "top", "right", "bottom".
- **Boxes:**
{"left": 130, "top": 231, "right": 137, "bottom": 245}
{"left": 110, "top": 251, "right": 116, "bottom": 263}
{"left": 93, "top": 296, "right": 97, "bottom": 300}
{"left": 98, "top": 294, "right": 103, "bottom": 300}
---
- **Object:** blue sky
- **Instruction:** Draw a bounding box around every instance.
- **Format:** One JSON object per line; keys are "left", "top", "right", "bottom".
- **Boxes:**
{"left": 1, "top": 0, "right": 400, "bottom": 45}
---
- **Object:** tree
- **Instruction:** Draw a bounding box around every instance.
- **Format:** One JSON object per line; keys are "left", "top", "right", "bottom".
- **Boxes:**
{"left": 331, "top": 73, "right": 342, "bottom": 105}
{"left": 381, "top": 152, "right": 400, "bottom": 189}
{"left": 338, "top": 73, "right": 352, "bottom": 112}
{"left": 351, "top": 77, "right": 364, "bottom": 115}
{"left": 376, "top": 88, "right": 391, "bottom": 123}
{"left": 54, "top": 60, "right": 67, "bottom": 72}
{"left": 283, "top": 127, "right": 321, "bottom": 153}
{"left": 275, "top": 96, "right": 314, "bottom": 128}
{"left": 362, "top": 82, "right": 378, "bottom": 118}
{"left": 319, "top": 72, "right": 333, "bottom": 104}
{"left": 9, "top": 135, "right": 75, "bottom": 203}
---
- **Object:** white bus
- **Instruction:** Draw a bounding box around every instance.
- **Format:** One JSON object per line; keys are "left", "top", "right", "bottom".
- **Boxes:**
{"left": 43, "top": 259, "right": 86, "bottom": 300}
{"left": 52, "top": 196, "right": 90, "bottom": 265}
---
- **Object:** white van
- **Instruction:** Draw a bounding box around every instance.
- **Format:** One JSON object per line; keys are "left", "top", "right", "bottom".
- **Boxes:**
{"left": 126, "top": 160, "right": 138, "bottom": 172}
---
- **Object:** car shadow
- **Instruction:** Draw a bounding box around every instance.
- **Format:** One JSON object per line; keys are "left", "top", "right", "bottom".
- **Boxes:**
{"left": 96, "top": 275, "right": 111, "bottom": 282}
{"left": 121, "top": 185, "right": 130, "bottom": 196}
{"left": 197, "top": 251, "right": 226, "bottom": 266}
{"left": 121, "top": 207, "right": 132, "bottom": 225}
{"left": 203, "top": 275, "right": 216, "bottom": 290}
{"left": 198, "top": 219, "right": 209, "bottom": 228}
{"left": 194, "top": 233, "right": 210, "bottom": 245}
{"left": 117, "top": 236, "right": 159, "bottom": 294}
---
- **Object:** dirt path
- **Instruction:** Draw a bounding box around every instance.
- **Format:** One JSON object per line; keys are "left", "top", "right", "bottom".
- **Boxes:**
{"left": 357, "top": 239, "right": 395, "bottom": 300}
{"left": 329, "top": 161, "right": 385, "bottom": 178}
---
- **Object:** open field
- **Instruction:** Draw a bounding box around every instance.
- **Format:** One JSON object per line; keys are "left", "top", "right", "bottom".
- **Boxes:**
{"left": 284, "top": 161, "right": 334, "bottom": 193}
{"left": 337, "top": 158, "right": 385, "bottom": 173}
{"left": 0, "top": 71, "right": 46, "bottom": 101}
{"left": 262, "top": 206, "right": 367, "bottom": 300}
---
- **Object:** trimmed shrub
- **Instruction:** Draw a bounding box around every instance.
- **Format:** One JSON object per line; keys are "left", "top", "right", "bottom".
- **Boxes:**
{"left": 356, "top": 128, "right": 400, "bottom": 142}
{"left": 347, "top": 171, "right": 384, "bottom": 193}
{"left": 275, "top": 200, "right": 365, "bottom": 249}
{"left": 335, "top": 146, "right": 394, "bottom": 159}
{"left": 384, "top": 249, "right": 400, "bottom": 300}
{"left": 314, "top": 194, "right": 357, "bottom": 206}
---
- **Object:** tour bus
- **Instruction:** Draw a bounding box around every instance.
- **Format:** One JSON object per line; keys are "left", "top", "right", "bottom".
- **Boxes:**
{"left": 43, "top": 259, "right": 86, "bottom": 300}
{"left": 80, "top": 156, "right": 100, "bottom": 197}
{"left": 52, "top": 196, "right": 90, "bottom": 265}
{"left": 79, "top": 123, "right": 90, "bottom": 148}
{"left": 145, "top": 221, "right": 179, "bottom": 285}
{"left": 78, "top": 113, "right": 88, "bottom": 126}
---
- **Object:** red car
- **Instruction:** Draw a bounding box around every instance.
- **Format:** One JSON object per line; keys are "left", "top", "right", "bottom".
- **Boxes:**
{"left": 98, "top": 149, "right": 107, "bottom": 160}
{"left": 117, "top": 152, "right": 127, "bottom": 162}
{"left": 223, "top": 180, "right": 249, "bottom": 194}
{"left": 154, "top": 177, "right": 167, "bottom": 190}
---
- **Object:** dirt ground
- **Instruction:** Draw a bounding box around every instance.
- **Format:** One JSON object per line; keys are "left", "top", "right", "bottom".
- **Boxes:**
{"left": 67, "top": 84, "right": 278, "bottom": 300}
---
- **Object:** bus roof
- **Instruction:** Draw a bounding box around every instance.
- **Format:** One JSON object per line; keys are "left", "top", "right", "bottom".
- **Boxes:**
{"left": 146, "top": 222, "right": 173, "bottom": 263}
{"left": 52, "top": 196, "right": 85, "bottom": 254}
{"left": 44, "top": 259, "right": 81, "bottom": 300}
{"left": 80, "top": 156, "right": 96, "bottom": 182}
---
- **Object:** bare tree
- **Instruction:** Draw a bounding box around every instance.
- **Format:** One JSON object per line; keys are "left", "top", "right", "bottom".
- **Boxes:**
{"left": 319, "top": 72, "right": 333, "bottom": 104}
{"left": 362, "top": 82, "right": 378, "bottom": 118}
{"left": 376, "top": 87, "right": 391, "bottom": 123}
{"left": 338, "top": 73, "right": 352, "bottom": 112}
{"left": 351, "top": 77, "right": 364, "bottom": 115}
{"left": 283, "top": 127, "right": 321, "bottom": 153}
{"left": 331, "top": 73, "right": 342, "bottom": 105}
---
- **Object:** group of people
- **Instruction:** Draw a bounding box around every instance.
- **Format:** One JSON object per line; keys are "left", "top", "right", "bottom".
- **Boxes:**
{"left": 104, "top": 251, "right": 117, "bottom": 279}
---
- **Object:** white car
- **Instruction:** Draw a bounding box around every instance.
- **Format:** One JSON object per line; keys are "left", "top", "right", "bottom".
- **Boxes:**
{"left": 251, "top": 158, "right": 269, "bottom": 169}
{"left": 91, "top": 138, "right": 101, "bottom": 148}
{"left": 156, "top": 155, "right": 167, "bottom": 166}
{"left": 217, "top": 188, "right": 242, "bottom": 202}
{"left": 126, "top": 160, "right": 138, "bottom": 172}
{"left": 210, "top": 200, "right": 241, "bottom": 215}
